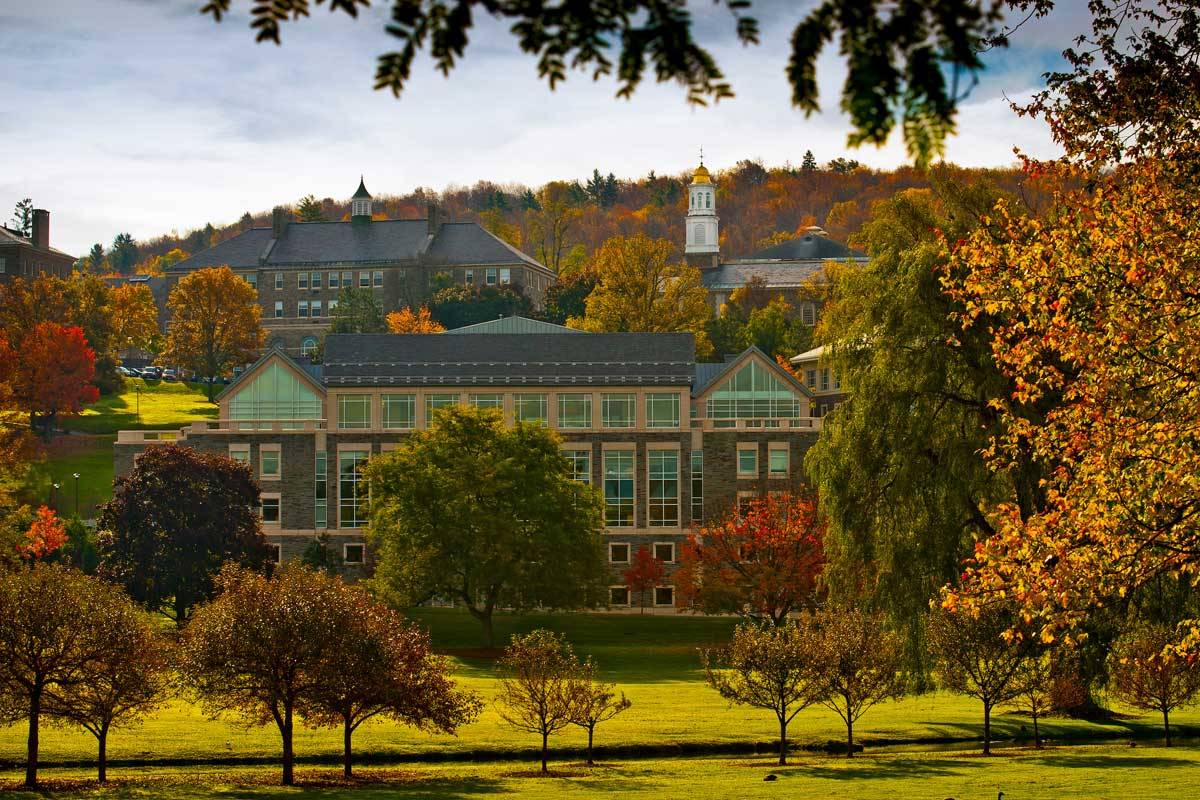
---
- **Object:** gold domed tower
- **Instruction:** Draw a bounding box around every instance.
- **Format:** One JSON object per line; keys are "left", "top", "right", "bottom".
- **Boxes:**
{"left": 685, "top": 153, "right": 719, "bottom": 267}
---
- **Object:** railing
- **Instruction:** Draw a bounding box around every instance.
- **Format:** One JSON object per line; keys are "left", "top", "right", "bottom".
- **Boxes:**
{"left": 116, "top": 420, "right": 326, "bottom": 442}
{"left": 691, "top": 417, "right": 823, "bottom": 432}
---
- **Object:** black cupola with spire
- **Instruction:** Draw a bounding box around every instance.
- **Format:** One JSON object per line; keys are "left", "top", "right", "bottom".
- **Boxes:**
{"left": 350, "top": 176, "right": 372, "bottom": 223}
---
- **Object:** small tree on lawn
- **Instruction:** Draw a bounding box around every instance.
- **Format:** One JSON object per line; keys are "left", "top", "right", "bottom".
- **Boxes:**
{"left": 566, "top": 661, "right": 632, "bottom": 766}
{"left": 0, "top": 322, "right": 99, "bottom": 438}
{"left": 623, "top": 546, "right": 663, "bottom": 613}
{"left": 702, "top": 619, "right": 824, "bottom": 766}
{"left": 811, "top": 607, "right": 907, "bottom": 758}
{"left": 0, "top": 564, "right": 158, "bottom": 788}
{"left": 180, "top": 565, "right": 350, "bottom": 786}
{"left": 927, "top": 606, "right": 1031, "bottom": 755}
{"left": 297, "top": 587, "right": 481, "bottom": 778}
{"left": 1108, "top": 623, "right": 1200, "bottom": 747}
{"left": 97, "top": 444, "right": 269, "bottom": 626}
{"left": 495, "top": 630, "right": 582, "bottom": 774}
{"left": 46, "top": 599, "right": 170, "bottom": 782}
{"left": 366, "top": 406, "right": 608, "bottom": 647}
{"left": 1010, "top": 651, "right": 1054, "bottom": 749}
{"left": 677, "top": 492, "right": 825, "bottom": 625}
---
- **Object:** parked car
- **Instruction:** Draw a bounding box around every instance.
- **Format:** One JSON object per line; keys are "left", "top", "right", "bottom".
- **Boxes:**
{"left": 162, "top": 369, "right": 178, "bottom": 381}
{"left": 140, "top": 367, "right": 162, "bottom": 380}
{"left": 116, "top": 366, "right": 132, "bottom": 377}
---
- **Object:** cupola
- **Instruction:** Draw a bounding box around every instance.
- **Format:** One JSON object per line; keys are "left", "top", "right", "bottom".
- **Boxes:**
{"left": 351, "top": 176, "right": 372, "bottom": 222}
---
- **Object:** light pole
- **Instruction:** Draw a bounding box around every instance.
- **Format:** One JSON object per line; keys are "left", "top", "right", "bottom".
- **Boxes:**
{"left": 134, "top": 384, "right": 141, "bottom": 422}
{"left": 72, "top": 472, "right": 81, "bottom": 518}
{"left": 50, "top": 482, "right": 60, "bottom": 509}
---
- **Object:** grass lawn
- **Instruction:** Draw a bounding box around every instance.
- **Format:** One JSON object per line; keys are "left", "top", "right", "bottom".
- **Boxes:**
{"left": 20, "top": 379, "right": 216, "bottom": 517}
{"left": 6, "top": 745, "right": 1200, "bottom": 799}
{"left": 1, "top": 610, "right": 1195, "bottom": 770}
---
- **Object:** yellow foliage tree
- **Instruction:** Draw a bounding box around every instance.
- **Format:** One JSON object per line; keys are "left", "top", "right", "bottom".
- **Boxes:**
{"left": 160, "top": 266, "right": 265, "bottom": 401}
{"left": 386, "top": 306, "right": 445, "bottom": 334}
{"left": 110, "top": 284, "right": 161, "bottom": 355}
{"left": 567, "top": 234, "right": 712, "bottom": 356}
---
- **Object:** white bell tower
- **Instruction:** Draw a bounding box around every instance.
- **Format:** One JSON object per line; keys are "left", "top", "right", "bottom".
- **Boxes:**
{"left": 685, "top": 152, "right": 719, "bottom": 258}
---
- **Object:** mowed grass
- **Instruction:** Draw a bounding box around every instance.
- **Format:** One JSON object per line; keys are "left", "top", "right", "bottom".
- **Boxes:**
{"left": 0, "top": 610, "right": 1195, "bottom": 770}
{"left": 24, "top": 435, "right": 116, "bottom": 518}
{"left": 64, "top": 378, "right": 217, "bottom": 434}
{"left": 7, "top": 746, "right": 1200, "bottom": 800}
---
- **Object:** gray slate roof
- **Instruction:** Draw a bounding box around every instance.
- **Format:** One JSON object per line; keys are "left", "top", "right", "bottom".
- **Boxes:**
{"left": 701, "top": 260, "right": 827, "bottom": 290}
{"left": 169, "top": 219, "right": 547, "bottom": 273}
{"left": 445, "top": 316, "right": 582, "bottom": 335}
{"left": 323, "top": 333, "right": 695, "bottom": 387}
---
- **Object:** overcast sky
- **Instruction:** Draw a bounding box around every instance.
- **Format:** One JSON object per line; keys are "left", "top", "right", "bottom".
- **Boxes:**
{"left": 0, "top": 0, "right": 1087, "bottom": 255}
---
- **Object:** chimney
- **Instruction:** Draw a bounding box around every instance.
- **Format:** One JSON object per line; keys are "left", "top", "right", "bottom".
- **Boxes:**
{"left": 31, "top": 209, "right": 49, "bottom": 250}
{"left": 272, "top": 206, "right": 290, "bottom": 239}
{"left": 426, "top": 202, "right": 440, "bottom": 236}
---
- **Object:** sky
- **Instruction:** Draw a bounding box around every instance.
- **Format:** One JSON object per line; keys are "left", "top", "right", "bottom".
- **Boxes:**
{"left": 0, "top": 0, "right": 1088, "bottom": 256}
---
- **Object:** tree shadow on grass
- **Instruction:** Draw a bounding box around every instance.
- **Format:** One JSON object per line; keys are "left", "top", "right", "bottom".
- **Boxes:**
{"left": 1031, "top": 753, "right": 1188, "bottom": 770}
{"left": 781, "top": 755, "right": 980, "bottom": 781}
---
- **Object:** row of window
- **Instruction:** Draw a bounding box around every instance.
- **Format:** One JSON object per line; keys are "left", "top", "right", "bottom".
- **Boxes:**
{"left": 336, "top": 392, "right": 683, "bottom": 430}
{"left": 608, "top": 542, "right": 675, "bottom": 564}
{"left": 803, "top": 367, "right": 840, "bottom": 393}
{"left": 272, "top": 299, "right": 338, "bottom": 319}
{"left": 264, "top": 541, "right": 364, "bottom": 565}
{"left": 464, "top": 267, "right": 511, "bottom": 286}
{"left": 609, "top": 585, "right": 674, "bottom": 607}
{"left": 737, "top": 444, "right": 790, "bottom": 478}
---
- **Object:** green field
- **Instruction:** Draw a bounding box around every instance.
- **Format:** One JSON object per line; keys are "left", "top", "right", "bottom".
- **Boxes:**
{"left": 22, "top": 379, "right": 216, "bottom": 517}
{"left": 0, "top": 610, "right": 1194, "bottom": 772}
{"left": 7, "top": 746, "right": 1200, "bottom": 800}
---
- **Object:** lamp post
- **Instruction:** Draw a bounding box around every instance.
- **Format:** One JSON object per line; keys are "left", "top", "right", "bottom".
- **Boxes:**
{"left": 134, "top": 384, "right": 141, "bottom": 422}
{"left": 50, "top": 482, "right": 60, "bottom": 509}
{"left": 72, "top": 472, "right": 81, "bottom": 518}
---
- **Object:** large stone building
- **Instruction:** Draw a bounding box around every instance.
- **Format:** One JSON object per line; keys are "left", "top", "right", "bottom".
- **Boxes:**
{"left": 114, "top": 318, "right": 821, "bottom": 611}
{"left": 682, "top": 162, "right": 869, "bottom": 318}
{"left": 0, "top": 209, "right": 76, "bottom": 285}
{"left": 165, "top": 179, "right": 556, "bottom": 358}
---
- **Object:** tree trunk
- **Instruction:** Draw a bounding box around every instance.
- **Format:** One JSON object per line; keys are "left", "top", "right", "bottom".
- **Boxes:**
{"left": 343, "top": 717, "right": 353, "bottom": 778}
{"left": 778, "top": 715, "right": 788, "bottom": 766}
{"left": 98, "top": 725, "right": 108, "bottom": 783}
{"left": 1032, "top": 709, "right": 1041, "bottom": 749}
{"left": 1163, "top": 708, "right": 1172, "bottom": 747}
{"left": 281, "top": 706, "right": 295, "bottom": 786}
{"left": 541, "top": 730, "right": 549, "bottom": 774}
{"left": 586, "top": 725, "right": 595, "bottom": 766}
{"left": 845, "top": 716, "right": 855, "bottom": 759}
{"left": 982, "top": 701, "right": 992, "bottom": 756}
{"left": 481, "top": 610, "right": 495, "bottom": 649}
{"left": 25, "top": 687, "right": 40, "bottom": 788}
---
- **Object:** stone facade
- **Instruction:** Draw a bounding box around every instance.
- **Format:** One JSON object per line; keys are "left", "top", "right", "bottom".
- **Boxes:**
{"left": 0, "top": 210, "right": 76, "bottom": 286}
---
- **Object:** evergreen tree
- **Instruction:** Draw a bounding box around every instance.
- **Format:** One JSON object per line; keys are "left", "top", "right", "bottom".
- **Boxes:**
{"left": 10, "top": 199, "right": 33, "bottom": 237}
{"left": 296, "top": 194, "right": 325, "bottom": 222}
{"left": 801, "top": 150, "right": 818, "bottom": 171}
{"left": 328, "top": 286, "right": 387, "bottom": 334}
{"left": 87, "top": 244, "right": 106, "bottom": 273}
{"left": 519, "top": 189, "right": 541, "bottom": 211}
{"left": 109, "top": 233, "right": 139, "bottom": 275}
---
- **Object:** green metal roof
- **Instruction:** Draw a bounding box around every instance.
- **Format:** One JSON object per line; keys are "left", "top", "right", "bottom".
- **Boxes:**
{"left": 443, "top": 316, "right": 584, "bottom": 335}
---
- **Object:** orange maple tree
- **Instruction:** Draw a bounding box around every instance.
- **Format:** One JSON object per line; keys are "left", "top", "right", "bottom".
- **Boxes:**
{"left": 2, "top": 322, "right": 99, "bottom": 437}
{"left": 386, "top": 306, "right": 445, "bottom": 334}
{"left": 677, "top": 492, "right": 825, "bottom": 625}
{"left": 622, "top": 546, "right": 664, "bottom": 613}
{"left": 22, "top": 506, "right": 68, "bottom": 559}
{"left": 940, "top": 156, "right": 1200, "bottom": 650}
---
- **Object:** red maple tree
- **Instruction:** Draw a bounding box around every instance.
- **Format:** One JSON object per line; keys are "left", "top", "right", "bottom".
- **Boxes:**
{"left": 23, "top": 506, "right": 68, "bottom": 559}
{"left": 3, "top": 323, "right": 99, "bottom": 437}
{"left": 623, "top": 546, "right": 665, "bottom": 613}
{"left": 677, "top": 492, "right": 825, "bottom": 625}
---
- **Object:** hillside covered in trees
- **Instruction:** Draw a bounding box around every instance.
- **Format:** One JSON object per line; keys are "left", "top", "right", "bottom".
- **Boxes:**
{"left": 101, "top": 157, "right": 1040, "bottom": 275}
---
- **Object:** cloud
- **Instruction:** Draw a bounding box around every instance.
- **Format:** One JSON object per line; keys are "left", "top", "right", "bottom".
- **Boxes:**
{"left": 0, "top": 0, "right": 1075, "bottom": 254}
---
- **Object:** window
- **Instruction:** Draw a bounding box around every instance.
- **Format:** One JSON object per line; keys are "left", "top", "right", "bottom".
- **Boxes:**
{"left": 469, "top": 393, "right": 503, "bottom": 409}
{"left": 260, "top": 495, "right": 280, "bottom": 525}
{"left": 601, "top": 394, "right": 635, "bottom": 428}
{"left": 260, "top": 448, "right": 280, "bottom": 479}
{"left": 273, "top": 301, "right": 283, "bottom": 318}
{"left": 737, "top": 492, "right": 756, "bottom": 518}
{"left": 565, "top": 449, "right": 591, "bottom": 485}
{"left": 343, "top": 543, "right": 365, "bottom": 565}
{"left": 648, "top": 450, "right": 679, "bottom": 527}
{"left": 654, "top": 586, "right": 674, "bottom": 606}
{"left": 359, "top": 271, "right": 370, "bottom": 287}
{"left": 314, "top": 451, "right": 327, "bottom": 529}
{"left": 706, "top": 360, "right": 802, "bottom": 419}
{"left": 737, "top": 446, "right": 758, "bottom": 478}
{"left": 298, "top": 272, "right": 308, "bottom": 289}
{"left": 820, "top": 369, "right": 830, "bottom": 392}
{"left": 229, "top": 445, "right": 250, "bottom": 464}
{"left": 603, "top": 451, "right": 634, "bottom": 527}
{"left": 382, "top": 394, "right": 415, "bottom": 429}
{"left": 243, "top": 273, "right": 258, "bottom": 289}
{"left": 338, "top": 395, "right": 371, "bottom": 429}
{"left": 311, "top": 271, "right": 321, "bottom": 289}
{"left": 300, "top": 336, "right": 318, "bottom": 357}
{"left": 609, "top": 586, "right": 630, "bottom": 606}
{"left": 514, "top": 394, "right": 547, "bottom": 425}
{"left": 653, "top": 542, "right": 675, "bottom": 563}
{"left": 329, "top": 272, "right": 339, "bottom": 289}
{"left": 465, "top": 269, "right": 474, "bottom": 285}
{"left": 557, "top": 394, "right": 592, "bottom": 429}
{"left": 228, "top": 362, "right": 322, "bottom": 422}
{"left": 373, "top": 270, "right": 383, "bottom": 287}
{"left": 342, "top": 271, "right": 352, "bottom": 288}
{"left": 806, "top": 369, "right": 817, "bottom": 388}
{"left": 338, "top": 450, "right": 369, "bottom": 528}
{"left": 646, "top": 393, "right": 680, "bottom": 428}
{"left": 801, "top": 304, "right": 816, "bottom": 326}
{"left": 0, "top": 257, "right": 6, "bottom": 274}
{"left": 769, "top": 446, "right": 789, "bottom": 477}
{"left": 608, "top": 542, "right": 630, "bottom": 563}
{"left": 485, "top": 268, "right": 497, "bottom": 285}
{"left": 499, "top": 268, "right": 511, "bottom": 285}
{"left": 267, "top": 543, "right": 282, "bottom": 564}
{"left": 274, "top": 272, "right": 283, "bottom": 290}
{"left": 690, "top": 450, "right": 704, "bottom": 524}
{"left": 425, "top": 393, "right": 458, "bottom": 423}
{"left": 310, "top": 300, "right": 322, "bottom": 318}
{"left": 297, "top": 300, "right": 309, "bottom": 318}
